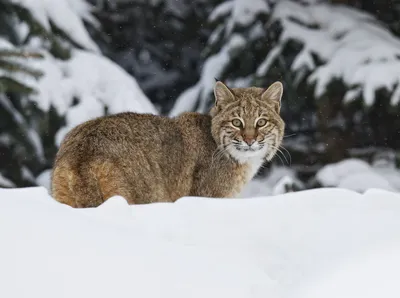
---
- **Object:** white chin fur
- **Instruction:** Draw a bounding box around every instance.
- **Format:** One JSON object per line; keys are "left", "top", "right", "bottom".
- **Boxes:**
{"left": 227, "top": 143, "right": 269, "bottom": 164}
{"left": 227, "top": 144, "right": 269, "bottom": 180}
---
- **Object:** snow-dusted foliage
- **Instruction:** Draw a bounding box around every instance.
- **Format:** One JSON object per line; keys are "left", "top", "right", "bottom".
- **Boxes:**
{"left": 0, "top": 38, "right": 43, "bottom": 93}
{"left": 10, "top": 0, "right": 100, "bottom": 52}
{"left": 96, "top": 0, "right": 219, "bottom": 113}
{"left": 170, "top": 33, "right": 249, "bottom": 116}
{"left": 260, "top": 1, "right": 400, "bottom": 106}
{"left": 29, "top": 50, "right": 157, "bottom": 145}
{"left": 0, "top": 0, "right": 156, "bottom": 187}
{"left": 170, "top": 0, "right": 271, "bottom": 116}
{"left": 171, "top": 0, "right": 400, "bottom": 112}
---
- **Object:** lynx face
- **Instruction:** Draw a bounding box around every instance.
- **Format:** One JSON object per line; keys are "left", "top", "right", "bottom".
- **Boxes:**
{"left": 210, "top": 81, "right": 285, "bottom": 163}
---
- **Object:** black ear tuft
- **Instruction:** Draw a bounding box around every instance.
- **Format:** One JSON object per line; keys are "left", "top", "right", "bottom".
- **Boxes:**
{"left": 214, "top": 77, "right": 220, "bottom": 82}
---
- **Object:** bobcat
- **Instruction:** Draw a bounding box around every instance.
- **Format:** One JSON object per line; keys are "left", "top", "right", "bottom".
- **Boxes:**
{"left": 51, "top": 81, "right": 285, "bottom": 207}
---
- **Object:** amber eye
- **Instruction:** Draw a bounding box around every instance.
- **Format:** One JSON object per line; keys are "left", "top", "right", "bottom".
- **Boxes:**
{"left": 256, "top": 118, "right": 267, "bottom": 127}
{"left": 232, "top": 119, "right": 242, "bottom": 128}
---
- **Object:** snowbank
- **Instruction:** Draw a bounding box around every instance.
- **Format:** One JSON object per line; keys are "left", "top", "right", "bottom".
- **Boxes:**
{"left": 316, "top": 158, "right": 400, "bottom": 192}
{"left": 1, "top": 186, "right": 400, "bottom": 298}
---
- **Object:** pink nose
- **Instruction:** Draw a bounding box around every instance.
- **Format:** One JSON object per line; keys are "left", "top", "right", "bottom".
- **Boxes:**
{"left": 243, "top": 137, "right": 255, "bottom": 146}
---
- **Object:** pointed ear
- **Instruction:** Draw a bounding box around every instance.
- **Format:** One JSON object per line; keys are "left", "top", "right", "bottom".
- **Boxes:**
{"left": 214, "top": 81, "right": 235, "bottom": 106}
{"left": 261, "top": 81, "right": 283, "bottom": 112}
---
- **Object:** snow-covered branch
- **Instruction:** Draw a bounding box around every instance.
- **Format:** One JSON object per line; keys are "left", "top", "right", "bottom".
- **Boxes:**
{"left": 262, "top": 1, "right": 400, "bottom": 106}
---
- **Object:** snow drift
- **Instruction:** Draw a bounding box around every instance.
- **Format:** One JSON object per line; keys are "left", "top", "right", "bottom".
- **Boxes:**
{"left": 1, "top": 186, "right": 400, "bottom": 298}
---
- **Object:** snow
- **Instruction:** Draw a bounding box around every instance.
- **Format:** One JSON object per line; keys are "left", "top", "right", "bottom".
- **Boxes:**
{"left": 316, "top": 158, "right": 400, "bottom": 192}
{"left": 170, "top": 47, "right": 229, "bottom": 116}
{"left": 0, "top": 173, "right": 15, "bottom": 188}
{"left": 294, "top": 241, "right": 400, "bottom": 298}
{"left": 0, "top": 38, "right": 43, "bottom": 91}
{"left": 229, "top": 0, "right": 269, "bottom": 26}
{"left": 0, "top": 37, "right": 14, "bottom": 49}
{"left": 169, "top": 83, "right": 201, "bottom": 116}
{"left": 2, "top": 186, "right": 400, "bottom": 298}
{"left": 373, "top": 166, "right": 400, "bottom": 191}
{"left": 171, "top": 0, "right": 270, "bottom": 116}
{"left": 316, "top": 158, "right": 371, "bottom": 187}
{"left": 36, "top": 169, "right": 52, "bottom": 190}
{"left": 240, "top": 166, "right": 304, "bottom": 197}
{"left": 339, "top": 172, "right": 396, "bottom": 193}
{"left": 170, "top": 34, "right": 245, "bottom": 116}
{"left": 192, "top": 0, "right": 400, "bottom": 109}
{"left": 21, "top": 166, "right": 36, "bottom": 183}
{"left": 263, "top": 1, "right": 400, "bottom": 106}
{"left": 257, "top": 45, "right": 284, "bottom": 76}
{"left": 208, "top": 1, "right": 234, "bottom": 23}
{"left": 209, "top": 0, "right": 270, "bottom": 32}
{"left": 26, "top": 49, "right": 157, "bottom": 146}
{"left": 4, "top": 0, "right": 157, "bottom": 150}
{"left": 225, "top": 0, "right": 270, "bottom": 34}
{"left": 11, "top": 0, "right": 99, "bottom": 52}
{"left": 0, "top": 94, "right": 45, "bottom": 163}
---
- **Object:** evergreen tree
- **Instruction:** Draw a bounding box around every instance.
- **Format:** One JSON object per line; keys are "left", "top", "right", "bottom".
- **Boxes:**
{"left": 90, "top": 0, "right": 222, "bottom": 113}
{"left": 0, "top": 0, "right": 57, "bottom": 187}
{"left": 0, "top": 0, "right": 155, "bottom": 187}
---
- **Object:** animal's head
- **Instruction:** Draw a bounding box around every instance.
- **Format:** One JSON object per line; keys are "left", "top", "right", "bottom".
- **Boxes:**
{"left": 210, "top": 81, "right": 285, "bottom": 163}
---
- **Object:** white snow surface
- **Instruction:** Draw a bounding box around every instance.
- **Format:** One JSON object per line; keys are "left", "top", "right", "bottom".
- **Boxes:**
{"left": 11, "top": 0, "right": 99, "bottom": 52}
{"left": 1, "top": 186, "right": 400, "bottom": 298}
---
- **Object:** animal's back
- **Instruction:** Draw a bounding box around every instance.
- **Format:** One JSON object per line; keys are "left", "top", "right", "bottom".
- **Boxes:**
{"left": 51, "top": 112, "right": 193, "bottom": 207}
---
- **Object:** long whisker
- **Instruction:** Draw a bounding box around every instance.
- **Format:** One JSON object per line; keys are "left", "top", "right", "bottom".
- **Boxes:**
{"left": 279, "top": 145, "right": 292, "bottom": 165}
{"left": 211, "top": 148, "right": 222, "bottom": 165}
{"left": 272, "top": 149, "right": 285, "bottom": 166}
{"left": 283, "top": 133, "right": 296, "bottom": 138}
{"left": 266, "top": 143, "right": 285, "bottom": 166}
{"left": 214, "top": 150, "right": 226, "bottom": 163}
{"left": 270, "top": 145, "right": 289, "bottom": 165}
{"left": 211, "top": 146, "right": 229, "bottom": 166}
{"left": 211, "top": 147, "right": 222, "bottom": 165}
